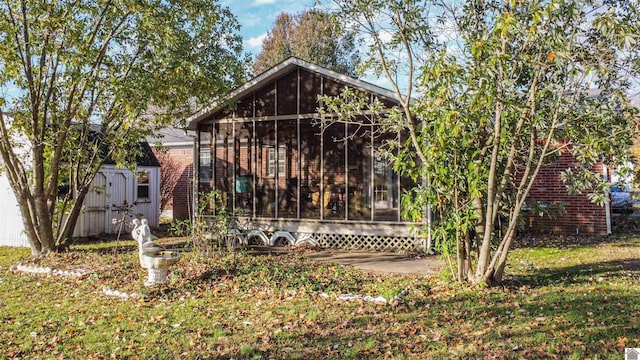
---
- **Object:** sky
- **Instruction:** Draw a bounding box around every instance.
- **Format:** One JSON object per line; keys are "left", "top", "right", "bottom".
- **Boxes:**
{"left": 222, "top": 0, "right": 315, "bottom": 60}
{"left": 222, "top": 0, "right": 403, "bottom": 91}
{"left": 222, "top": 0, "right": 400, "bottom": 90}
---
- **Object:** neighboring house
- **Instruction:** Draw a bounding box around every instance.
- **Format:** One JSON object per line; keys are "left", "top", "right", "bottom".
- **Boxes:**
{"left": 187, "top": 57, "right": 617, "bottom": 251}
{"left": 0, "top": 141, "right": 160, "bottom": 246}
{"left": 524, "top": 152, "right": 610, "bottom": 235}
{"left": 148, "top": 127, "right": 195, "bottom": 221}
{"left": 525, "top": 91, "right": 640, "bottom": 236}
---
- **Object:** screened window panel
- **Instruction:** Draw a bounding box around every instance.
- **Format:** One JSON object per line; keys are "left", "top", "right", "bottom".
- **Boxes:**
{"left": 236, "top": 97, "right": 253, "bottom": 118}
{"left": 322, "top": 122, "right": 346, "bottom": 220}
{"left": 347, "top": 124, "right": 372, "bottom": 220}
{"left": 323, "top": 77, "right": 344, "bottom": 97}
{"left": 198, "top": 127, "right": 214, "bottom": 215}
{"left": 255, "top": 121, "right": 276, "bottom": 217}
{"left": 277, "top": 71, "right": 298, "bottom": 116}
{"left": 215, "top": 122, "right": 234, "bottom": 211}
{"left": 399, "top": 131, "right": 416, "bottom": 220}
{"left": 235, "top": 121, "right": 253, "bottom": 216}
{"left": 299, "top": 70, "right": 321, "bottom": 114}
{"left": 373, "top": 133, "right": 399, "bottom": 221}
{"left": 277, "top": 119, "right": 298, "bottom": 218}
{"left": 299, "top": 119, "right": 321, "bottom": 219}
{"left": 255, "top": 84, "right": 276, "bottom": 117}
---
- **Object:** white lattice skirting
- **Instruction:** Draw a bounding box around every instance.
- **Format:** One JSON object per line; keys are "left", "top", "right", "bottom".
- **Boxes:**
{"left": 298, "top": 232, "right": 423, "bottom": 252}
{"left": 239, "top": 229, "right": 424, "bottom": 252}
{"left": 222, "top": 218, "right": 427, "bottom": 252}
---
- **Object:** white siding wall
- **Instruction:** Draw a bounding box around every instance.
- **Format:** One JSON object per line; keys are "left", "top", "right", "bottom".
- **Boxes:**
{"left": 133, "top": 167, "right": 161, "bottom": 228}
{"left": 0, "top": 174, "right": 29, "bottom": 247}
{"left": 0, "top": 165, "right": 160, "bottom": 245}
{"left": 75, "top": 166, "right": 160, "bottom": 237}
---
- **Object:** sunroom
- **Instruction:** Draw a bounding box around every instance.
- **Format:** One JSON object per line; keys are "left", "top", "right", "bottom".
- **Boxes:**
{"left": 188, "top": 58, "right": 426, "bottom": 251}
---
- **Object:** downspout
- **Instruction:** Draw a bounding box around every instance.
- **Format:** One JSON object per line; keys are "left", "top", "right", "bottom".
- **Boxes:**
{"left": 192, "top": 133, "right": 199, "bottom": 222}
{"left": 603, "top": 161, "right": 612, "bottom": 235}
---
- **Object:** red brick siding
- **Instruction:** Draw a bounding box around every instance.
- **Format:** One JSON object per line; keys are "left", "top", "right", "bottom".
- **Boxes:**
{"left": 525, "top": 152, "right": 607, "bottom": 235}
{"left": 153, "top": 147, "right": 193, "bottom": 220}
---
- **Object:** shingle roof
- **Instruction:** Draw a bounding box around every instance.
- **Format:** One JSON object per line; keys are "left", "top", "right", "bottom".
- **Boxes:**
{"left": 103, "top": 141, "right": 160, "bottom": 167}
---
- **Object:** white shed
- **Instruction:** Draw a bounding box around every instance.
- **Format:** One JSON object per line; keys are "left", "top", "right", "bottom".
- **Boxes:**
{"left": 73, "top": 164, "right": 161, "bottom": 237}
{"left": 0, "top": 171, "right": 29, "bottom": 247}
{"left": 0, "top": 142, "right": 161, "bottom": 247}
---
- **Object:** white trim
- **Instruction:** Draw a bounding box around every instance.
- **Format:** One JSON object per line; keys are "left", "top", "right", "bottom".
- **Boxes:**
{"left": 152, "top": 141, "right": 194, "bottom": 147}
{"left": 239, "top": 218, "right": 420, "bottom": 238}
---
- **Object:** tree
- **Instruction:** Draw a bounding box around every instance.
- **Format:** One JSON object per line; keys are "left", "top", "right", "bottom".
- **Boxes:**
{"left": 253, "top": 9, "right": 359, "bottom": 75}
{"left": 322, "top": 0, "right": 640, "bottom": 285}
{"left": 0, "top": 0, "right": 248, "bottom": 256}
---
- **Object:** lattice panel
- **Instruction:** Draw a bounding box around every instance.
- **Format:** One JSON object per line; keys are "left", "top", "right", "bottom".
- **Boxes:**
{"left": 303, "top": 232, "right": 423, "bottom": 252}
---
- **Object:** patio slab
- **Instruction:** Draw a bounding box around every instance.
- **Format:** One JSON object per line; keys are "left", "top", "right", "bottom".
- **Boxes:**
{"left": 303, "top": 249, "right": 444, "bottom": 275}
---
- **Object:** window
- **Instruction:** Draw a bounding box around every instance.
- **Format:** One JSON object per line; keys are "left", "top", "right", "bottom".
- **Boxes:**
{"left": 267, "top": 147, "right": 286, "bottom": 177}
{"left": 137, "top": 171, "right": 150, "bottom": 199}
{"left": 199, "top": 150, "right": 211, "bottom": 184}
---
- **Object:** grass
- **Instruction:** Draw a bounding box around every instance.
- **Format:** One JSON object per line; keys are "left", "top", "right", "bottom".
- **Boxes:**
{"left": 0, "top": 234, "right": 639, "bottom": 359}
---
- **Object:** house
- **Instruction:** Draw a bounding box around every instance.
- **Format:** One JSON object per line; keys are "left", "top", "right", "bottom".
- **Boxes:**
{"left": 524, "top": 152, "right": 610, "bottom": 235}
{"left": 523, "top": 89, "right": 639, "bottom": 236}
{"left": 187, "top": 57, "right": 617, "bottom": 251}
{"left": 187, "top": 57, "right": 424, "bottom": 251}
{"left": 0, "top": 141, "right": 160, "bottom": 246}
{"left": 148, "top": 127, "right": 195, "bottom": 221}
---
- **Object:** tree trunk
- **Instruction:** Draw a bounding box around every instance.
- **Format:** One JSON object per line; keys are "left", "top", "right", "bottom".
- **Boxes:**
{"left": 476, "top": 102, "right": 503, "bottom": 281}
{"left": 56, "top": 187, "right": 91, "bottom": 250}
{"left": 16, "top": 192, "right": 43, "bottom": 256}
{"left": 456, "top": 234, "right": 464, "bottom": 282}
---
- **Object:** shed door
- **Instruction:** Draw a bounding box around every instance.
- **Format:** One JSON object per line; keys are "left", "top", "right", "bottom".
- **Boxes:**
{"left": 108, "top": 171, "right": 133, "bottom": 234}
{"left": 83, "top": 172, "right": 108, "bottom": 236}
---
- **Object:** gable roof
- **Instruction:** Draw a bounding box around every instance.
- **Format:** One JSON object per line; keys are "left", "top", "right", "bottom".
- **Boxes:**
{"left": 103, "top": 141, "right": 160, "bottom": 167}
{"left": 187, "top": 57, "right": 400, "bottom": 130}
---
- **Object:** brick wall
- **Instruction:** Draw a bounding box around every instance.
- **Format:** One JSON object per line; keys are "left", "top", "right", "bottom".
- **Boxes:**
{"left": 525, "top": 152, "right": 608, "bottom": 235}
{"left": 153, "top": 147, "right": 193, "bottom": 221}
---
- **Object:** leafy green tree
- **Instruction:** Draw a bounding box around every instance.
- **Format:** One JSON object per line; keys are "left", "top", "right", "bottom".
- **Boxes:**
{"left": 0, "top": 0, "right": 248, "bottom": 256}
{"left": 322, "top": 0, "right": 640, "bottom": 285}
{"left": 253, "top": 9, "right": 359, "bottom": 75}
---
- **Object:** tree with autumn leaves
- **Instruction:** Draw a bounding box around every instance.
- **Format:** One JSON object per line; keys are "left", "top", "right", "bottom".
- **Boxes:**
{"left": 322, "top": 0, "right": 640, "bottom": 285}
{"left": 253, "top": 9, "right": 359, "bottom": 76}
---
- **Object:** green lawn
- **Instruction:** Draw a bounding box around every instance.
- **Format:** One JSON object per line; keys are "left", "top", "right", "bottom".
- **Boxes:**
{"left": 1, "top": 235, "right": 639, "bottom": 359}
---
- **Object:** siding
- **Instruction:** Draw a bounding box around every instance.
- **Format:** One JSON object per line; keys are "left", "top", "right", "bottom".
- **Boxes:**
{"left": 153, "top": 146, "right": 193, "bottom": 221}
{"left": 0, "top": 174, "right": 29, "bottom": 247}
{"left": 0, "top": 165, "right": 160, "bottom": 245}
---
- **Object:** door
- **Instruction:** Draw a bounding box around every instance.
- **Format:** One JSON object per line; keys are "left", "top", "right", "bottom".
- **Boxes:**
{"left": 81, "top": 172, "right": 108, "bottom": 236}
{"left": 107, "top": 171, "right": 134, "bottom": 234}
